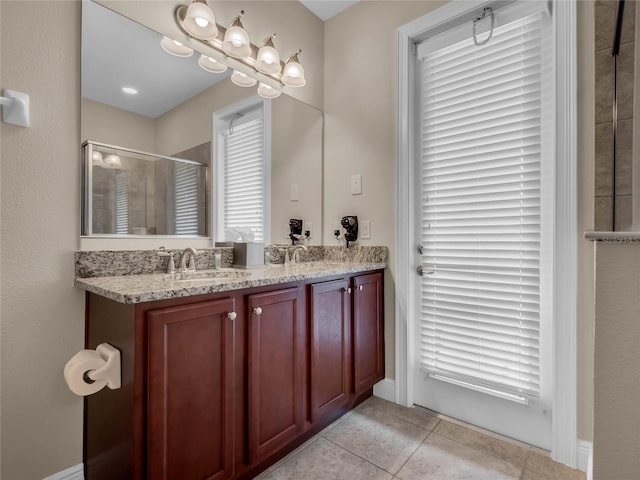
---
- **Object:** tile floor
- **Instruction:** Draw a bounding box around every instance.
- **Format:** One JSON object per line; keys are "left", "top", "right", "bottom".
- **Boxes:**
{"left": 256, "top": 396, "right": 586, "bottom": 480}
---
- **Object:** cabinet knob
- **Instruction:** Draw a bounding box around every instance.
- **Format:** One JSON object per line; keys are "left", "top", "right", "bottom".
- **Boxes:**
{"left": 343, "top": 287, "right": 352, "bottom": 294}
{"left": 358, "top": 285, "right": 363, "bottom": 291}
{"left": 227, "top": 312, "right": 237, "bottom": 321}
{"left": 253, "top": 307, "right": 262, "bottom": 316}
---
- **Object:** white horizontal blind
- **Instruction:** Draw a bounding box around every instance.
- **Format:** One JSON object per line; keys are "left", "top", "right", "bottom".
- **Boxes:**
{"left": 175, "top": 162, "right": 199, "bottom": 235}
{"left": 221, "top": 110, "right": 265, "bottom": 242}
{"left": 115, "top": 172, "right": 128, "bottom": 235}
{"left": 418, "top": 9, "right": 546, "bottom": 400}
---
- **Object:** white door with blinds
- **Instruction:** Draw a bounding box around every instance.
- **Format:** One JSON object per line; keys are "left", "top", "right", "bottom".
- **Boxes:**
{"left": 215, "top": 104, "right": 269, "bottom": 243}
{"left": 413, "top": 0, "right": 554, "bottom": 449}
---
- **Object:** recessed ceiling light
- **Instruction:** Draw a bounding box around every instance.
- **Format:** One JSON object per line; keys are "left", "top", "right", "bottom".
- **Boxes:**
{"left": 122, "top": 87, "right": 138, "bottom": 95}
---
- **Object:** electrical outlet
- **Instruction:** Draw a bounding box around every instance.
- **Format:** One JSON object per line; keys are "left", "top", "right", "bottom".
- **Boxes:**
{"left": 290, "top": 183, "right": 299, "bottom": 201}
{"left": 350, "top": 174, "right": 362, "bottom": 195}
{"left": 361, "top": 220, "right": 371, "bottom": 239}
{"left": 304, "top": 222, "right": 312, "bottom": 238}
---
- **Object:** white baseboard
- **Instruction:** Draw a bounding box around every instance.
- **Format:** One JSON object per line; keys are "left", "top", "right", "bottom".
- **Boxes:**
{"left": 578, "top": 440, "right": 593, "bottom": 478}
{"left": 43, "top": 463, "right": 84, "bottom": 480}
{"left": 373, "top": 378, "right": 396, "bottom": 402}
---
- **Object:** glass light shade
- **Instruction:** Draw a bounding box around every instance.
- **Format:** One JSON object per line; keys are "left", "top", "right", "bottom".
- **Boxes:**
{"left": 198, "top": 54, "right": 228, "bottom": 73}
{"left": 223, "top": 25, "right": 251, "bottom": 58}
{"left": 282, "top": 52, "right": 306, "bottom": 87}
{"left": 160, "top": 36, "right": 193, "bottom": 57}
{"left": 257, "top": 83, "right": 281, "bottom": 99}
{"left": 256, "top": 45, "right": 281, "bottom": 74}
{"left": 183, "top": 1, "right": 218, "bottom": 40}
{"left": 104, "top": 154, "right": 122, "bottom": 169}
{"left": 231, "top": 70, "right": 257, "bottom": 87}
{"left": 92, "top": 151, "right": 104, "bottom": 166}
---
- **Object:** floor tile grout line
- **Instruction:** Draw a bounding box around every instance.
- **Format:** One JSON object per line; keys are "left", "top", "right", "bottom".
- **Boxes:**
{"left": 393, "top": 418, "right": 442, "bottom": 479}
{"left": 364, "top": 399, "right": 441, "bottom": 430}
{"left": 321, "top": 434, "right": 408, "bottom": 477}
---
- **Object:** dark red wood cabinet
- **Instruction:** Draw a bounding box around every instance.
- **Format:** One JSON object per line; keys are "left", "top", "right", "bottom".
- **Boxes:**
{"left": 352, "top": 272, "right": 384, "bottom": 396}
{"left": 247, "top": 287, "right": 305, "bottom": 464}
{"left": 84, "top": 270, "right": 383, "bottom": 480}
{"left": 147, "top": 298, "right": 236, "bottom": 480}
{"left": 309, "top": 279, "right": 351, "bottom": 423}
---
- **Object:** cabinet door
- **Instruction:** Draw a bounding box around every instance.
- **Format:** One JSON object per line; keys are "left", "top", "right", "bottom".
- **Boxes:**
{"left": 353, "top": 272, "right": 384, "bottom": 396}
{"left": 147, "top": 298, "right": 236, "bottom": 480}
{"left": 310, "top": 279, "right": 351, "bottom": 422}
{"left": 247, "top": 287, "right": 304, "bottom": 464}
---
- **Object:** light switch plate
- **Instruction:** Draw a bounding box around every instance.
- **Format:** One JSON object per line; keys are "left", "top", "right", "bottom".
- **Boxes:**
{"left": 304, "top": 221, "right": 312, "bottom": 238}
{"left": 350, "top": 174, "right": 362, "bottom": 195}
{"left": 361, "top": 220, "right": 371, "bottom": 239}
{"left": 290, "top": 183, "right": 299, "bottom": 201}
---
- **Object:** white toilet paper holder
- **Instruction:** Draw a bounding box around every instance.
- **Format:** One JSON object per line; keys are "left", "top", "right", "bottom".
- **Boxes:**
{"left": 85, "top": 343, "right": 121, "bottom": 389}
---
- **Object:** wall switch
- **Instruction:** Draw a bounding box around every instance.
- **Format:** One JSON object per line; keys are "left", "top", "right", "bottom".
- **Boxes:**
{"left": 350, "top": 174, "right": 362, "bottom": 195}
{"left": 361, "top": 220, "right": 371, "bottom": 239}
{"left": 290, "top": 183, "right": 299, "bottom": 201}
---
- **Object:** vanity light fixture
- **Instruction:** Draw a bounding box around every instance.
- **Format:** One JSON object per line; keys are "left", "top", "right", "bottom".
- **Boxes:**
{"left": 257, "top": 83, "right": 281, "bottom": 99}
{"left": 231, "top": 70, "right": 258, "bottom": 87}
{"left": 282, "top": 50, "right": 306, "bottom": 87}
{"left": 104, "top": 154, "right": 122, "bottom": 169}
{"left": 198, "top": 54, "right": 228, "bottom": 73}
{"left": 92, "top": 151, "right": 104, "bottom": 167}
{"left": 169, "top": 4, "right": 307, "bottom": 95}
{"left": 256, "top": 35, "right": 281, "bottom": 74}
{"left": 222, "top": 11, "right": 251, "bottom": 58}
{"left": 160, "top": 36, "right": 194, "bottom": 57}
{"left": 182, "top": 0, "right": 218, "bottom": 40}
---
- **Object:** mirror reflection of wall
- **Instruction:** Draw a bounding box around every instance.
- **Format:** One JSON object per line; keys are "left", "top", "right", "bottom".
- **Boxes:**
{"left": 81, "top": 0, "right": 323, "bottom": 244}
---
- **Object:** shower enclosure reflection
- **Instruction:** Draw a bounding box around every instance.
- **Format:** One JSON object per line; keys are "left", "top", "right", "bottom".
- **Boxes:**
{"left": 83, "top": 142, "right": 208, "bottom": 236}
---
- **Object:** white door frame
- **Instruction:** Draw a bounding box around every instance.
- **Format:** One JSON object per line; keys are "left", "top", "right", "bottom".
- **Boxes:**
{"left": 395, "top": 0, "right": 578, "bottom": 468}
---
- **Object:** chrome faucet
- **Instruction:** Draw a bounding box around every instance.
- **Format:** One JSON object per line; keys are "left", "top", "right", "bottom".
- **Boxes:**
{"left": 178, "top": 247, "right": 199, "bottom": 272}
{"left": 289, "top": 245, "right": 308, "bottom": 265}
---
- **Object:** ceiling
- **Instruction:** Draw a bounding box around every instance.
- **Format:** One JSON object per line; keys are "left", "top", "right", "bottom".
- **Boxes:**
{"left": 299, "top": 0, "right": 359, "bottom": 21}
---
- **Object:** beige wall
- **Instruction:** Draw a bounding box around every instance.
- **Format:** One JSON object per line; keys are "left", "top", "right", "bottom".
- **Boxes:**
{"left": 577, "top": 1, "right": 596, "bottom": 444}
{"left": 323, "top": 0, "right": 446, "bottom": 382}
{"left": 593, "top": 242, "right": 640, "bottom": 478}
{"left": 324, "top": 0, "right": 596, "bottom": 442}
{"left": 81, "top": 97, "right": 156, "bottom": 152}
{"left": 1, "top": 2, "right": 85, "bottom": 479}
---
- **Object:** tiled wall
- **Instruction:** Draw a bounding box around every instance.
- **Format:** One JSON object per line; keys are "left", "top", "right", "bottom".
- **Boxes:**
{"left": 594, "top": 0, "right": 636, "bottom": 230}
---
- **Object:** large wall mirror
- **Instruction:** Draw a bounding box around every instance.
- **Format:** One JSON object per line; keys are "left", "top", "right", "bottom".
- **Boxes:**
{"left": 81, "top": 0, "right": 323, "bottom": 245}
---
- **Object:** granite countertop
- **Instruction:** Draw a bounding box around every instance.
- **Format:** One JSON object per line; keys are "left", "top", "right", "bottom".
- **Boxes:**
{"left": 75, "top": 261, "right": 386, "bottom": 304}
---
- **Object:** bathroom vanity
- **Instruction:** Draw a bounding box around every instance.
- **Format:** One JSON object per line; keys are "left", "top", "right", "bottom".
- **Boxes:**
{"left": 76, "top": 260, "right": 384, "bottom": 480}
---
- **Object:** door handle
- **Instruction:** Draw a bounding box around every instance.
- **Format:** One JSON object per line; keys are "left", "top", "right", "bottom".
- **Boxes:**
{"left": 417, "top": 245, "right": 424, "bottom": 255}
{"left": 417, "top": 266, "right": 434, "bottom": 276}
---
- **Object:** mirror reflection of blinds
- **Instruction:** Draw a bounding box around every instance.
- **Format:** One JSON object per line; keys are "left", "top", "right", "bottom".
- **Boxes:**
{"left": 222, "top": 112, "right": 265, "bottom": 242}
{"left": 115, "top": 172, "right": 128, "bottom": 235}
{"left": 175, "top": 163, "right": 199, "bottom": 235}
{"left": 417, "top": 5, "right": 548, "bottom": 401}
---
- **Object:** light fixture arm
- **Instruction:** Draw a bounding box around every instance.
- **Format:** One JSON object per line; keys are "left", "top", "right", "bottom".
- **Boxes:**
{"left": 285, "top": 49, "right": 302, "bottom": 64}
